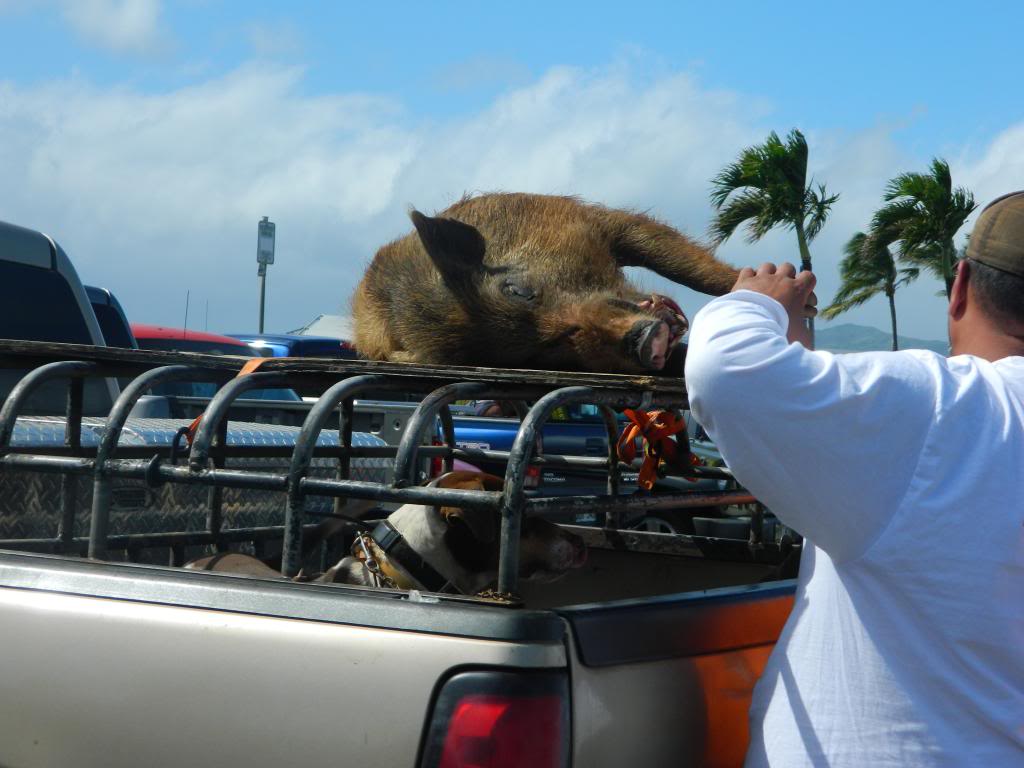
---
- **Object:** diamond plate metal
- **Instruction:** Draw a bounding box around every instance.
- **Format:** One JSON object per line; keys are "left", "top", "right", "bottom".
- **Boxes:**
{"left": 1, "top": 417, "right": 390, "bottom": 540}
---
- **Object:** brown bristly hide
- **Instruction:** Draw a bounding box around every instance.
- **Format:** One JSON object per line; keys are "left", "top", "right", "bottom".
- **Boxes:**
{"left": 352, "top": 192, "right": 738, "bottom": 374}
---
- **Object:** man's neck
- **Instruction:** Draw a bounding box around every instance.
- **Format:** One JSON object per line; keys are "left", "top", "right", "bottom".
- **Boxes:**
{"left": 952, "top": 330, "right": 1024, "bottom": 362}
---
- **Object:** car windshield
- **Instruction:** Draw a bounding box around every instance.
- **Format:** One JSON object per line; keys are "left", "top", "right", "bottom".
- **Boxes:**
{"left": 134, "top": 337, "right": 301, "bottom": 401}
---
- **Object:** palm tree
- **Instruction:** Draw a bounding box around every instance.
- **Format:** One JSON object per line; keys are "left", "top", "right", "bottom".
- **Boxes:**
{"left": 822, "top": 232, "right": 919, "bottom": 351}
{"left": 710, "top": 129, "right": 838, "bottom": 343}
{"left": 871, "top": 158, "right": 975, "bottom": 299}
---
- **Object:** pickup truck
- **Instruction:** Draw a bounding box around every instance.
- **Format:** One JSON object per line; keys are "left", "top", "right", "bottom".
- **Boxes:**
{"left": 0, "top": 219, "right": 798, "bottom": 768}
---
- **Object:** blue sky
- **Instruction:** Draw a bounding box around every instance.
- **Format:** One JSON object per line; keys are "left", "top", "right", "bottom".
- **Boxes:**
{"left": 1, "top": 1, "right": 1022, "bottom": 341}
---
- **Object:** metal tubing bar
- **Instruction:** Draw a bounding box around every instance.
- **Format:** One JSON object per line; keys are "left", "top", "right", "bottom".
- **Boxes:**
{"left": 301, "top": 476, "right": 499, "bottom": 510}
{"left": 600, "top": 405, "right": 622, "bottom": 528}
{"left": 439, "top": 405, "right": 456, "bottom": 476}
{"left": 498, "top": 386, "right": 597, "bottom": 594}
{"left": 206, "top": 418, "right": 228, "bottom": 549}
{"left": 334, "top": 395, "right": 356, "bottom": 517}
{"left": 0, "top": 444, "right": 402, "bottom": 460}
{"left": 281, "top": 374, "right": 392, "bottom": 577}
{"left": 0, "top": 454, "right": 94, "bottom": 474}
{"left": 393, "top": 382, "right": 547, "bottom": 487}
{"left": 58, "top": 378, "right": 85, "bottom": 548}
{"left": 89, "top": 365, "right": 215, "bottom": 560}
{"left": 525, "top": 490, "right": 757, "bottom": 515}
{"left": 188, "top": 371, "right": 295, "bottom": 469}
{"left": 0, "top": 361, "right": 99, "bottom": 449}
{"left": 393, "top": 382, "right": 488, "bottom": 488}
{"left": 107, "top": 460, "right": 287, "bottom": 490}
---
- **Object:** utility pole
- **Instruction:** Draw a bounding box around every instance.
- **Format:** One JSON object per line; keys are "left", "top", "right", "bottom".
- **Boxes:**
{"left": 256, "top": 216, "right": 276, "bottom": 333}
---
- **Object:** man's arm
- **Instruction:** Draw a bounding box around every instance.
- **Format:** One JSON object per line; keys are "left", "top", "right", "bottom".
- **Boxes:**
{"left": 684, "top": 264, "right": 939, "bottom": 562}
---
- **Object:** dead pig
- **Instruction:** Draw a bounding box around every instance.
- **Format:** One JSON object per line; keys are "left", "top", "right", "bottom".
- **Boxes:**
{"left": 352, "top": 192, "right": 738, "bottom": 374}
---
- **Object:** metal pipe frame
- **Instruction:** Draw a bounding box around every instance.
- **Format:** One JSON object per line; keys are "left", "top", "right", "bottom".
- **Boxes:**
{"left": 281, "top": 374, "right": 392, "bottom": 577}
{"left": 497, "top": 386, "right": 595, "bottom": 594}
{"left": 0, "top": 355, "right": 775, "bottom": 587}
{"left": 598, "top": 405, "right": 622, "bottom": 527}
{"left": 495, "top": 386, "right": 702, "bottom": 594}
{"left": 392, "top": 382, "right": 488, "bottom": 487}
{"left": 188, "top": 371, "right": 296, "bottom": 469}
{"left": 89, "top": 365, "right": 219, "bottom": 559}
{"left": 392, "top": 383, "right": 555, "bottom": 488}
{"left": 0, "top": 361, "right": 99, "bottom": 449}
{"left": 58, "top": 378, "right": 84, "bottom": 550}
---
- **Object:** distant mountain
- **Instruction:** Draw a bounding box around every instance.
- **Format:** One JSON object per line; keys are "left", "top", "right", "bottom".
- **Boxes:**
{"left": 815, "top": 323, "right": 948, "bottom": 355}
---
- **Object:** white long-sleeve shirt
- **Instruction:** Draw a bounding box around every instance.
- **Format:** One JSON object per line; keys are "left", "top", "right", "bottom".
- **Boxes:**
{"left": 685, "top": 291, "right": 1024, "bottom": 768}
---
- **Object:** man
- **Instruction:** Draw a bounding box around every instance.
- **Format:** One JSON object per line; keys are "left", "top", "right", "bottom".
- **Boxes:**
{"left": 685, "top": 191, "right": 1024, "bottom": 767}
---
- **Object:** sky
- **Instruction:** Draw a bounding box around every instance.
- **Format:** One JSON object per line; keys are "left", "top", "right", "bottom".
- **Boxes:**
{"left": 1, "top": 0, "right": 1022, "bottom": 342}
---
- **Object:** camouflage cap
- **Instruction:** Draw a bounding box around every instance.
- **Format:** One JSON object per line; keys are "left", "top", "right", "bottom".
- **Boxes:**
{"left": 966, "top": 190, "right": 1024, "bottom": 277}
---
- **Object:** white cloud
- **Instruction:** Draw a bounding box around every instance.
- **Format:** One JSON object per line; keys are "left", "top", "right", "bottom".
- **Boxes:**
{"left": 0, "top": 59, "right": 1017, "bottom": 340}
{"left": 59, "top": 0, "right": 165, "bottom": 55}
{"left": 245, "top": 19, "right": 303, "bottom": 59}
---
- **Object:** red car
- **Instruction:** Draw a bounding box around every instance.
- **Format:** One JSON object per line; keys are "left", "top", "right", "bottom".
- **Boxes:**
{"left": 130, "top": 324, "right": 300, "bottom": 401}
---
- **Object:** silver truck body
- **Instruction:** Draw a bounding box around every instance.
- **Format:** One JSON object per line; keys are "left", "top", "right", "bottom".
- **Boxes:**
{"left": 0, "top": 552, "right": 566, "bottom": 768}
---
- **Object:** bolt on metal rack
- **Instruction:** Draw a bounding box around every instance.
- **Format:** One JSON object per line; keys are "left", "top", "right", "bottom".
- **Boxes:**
{"left": 0, "top": 339, "right": 761, "bottom": 597}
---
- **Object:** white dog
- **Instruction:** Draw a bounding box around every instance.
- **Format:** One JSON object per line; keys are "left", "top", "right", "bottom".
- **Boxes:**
{"left": 186, "top": 471, "right": 586, "bottom": 595}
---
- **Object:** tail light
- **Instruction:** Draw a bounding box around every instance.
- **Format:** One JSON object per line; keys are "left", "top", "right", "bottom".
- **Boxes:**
{"left": 429, "top": 438, "right": 444, "bottom": 479}
{"left": 524, "top": 433, "right": 542, "bottom": 489}
{"left": 420, "top": 670, "right": 569, "bottom": 768}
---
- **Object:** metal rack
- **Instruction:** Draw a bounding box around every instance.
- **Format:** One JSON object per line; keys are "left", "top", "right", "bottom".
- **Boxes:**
{"left": 0, "top": 340, "right": 762, "bottom": 596}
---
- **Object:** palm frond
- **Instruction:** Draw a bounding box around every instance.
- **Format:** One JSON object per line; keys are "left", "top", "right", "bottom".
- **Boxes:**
{"left": 894, "top": 266, "right": 920, "bottom": 289}
{"left": 709, "top": 189, "right": 769, "bottom": 244}
{"left": 804, "top": 183, "right": 840, "bottom": 241}
{"left": 821, "top": 285, "right": 883, "bottom": 319}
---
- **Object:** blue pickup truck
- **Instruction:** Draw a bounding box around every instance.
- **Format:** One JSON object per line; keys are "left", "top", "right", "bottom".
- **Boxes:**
{"left": 450, "top": 400, "right": 735, "bottom": 533}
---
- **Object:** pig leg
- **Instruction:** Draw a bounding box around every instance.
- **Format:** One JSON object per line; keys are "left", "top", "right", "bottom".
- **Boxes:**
{"left": 602, "top": 209, "right": 739, "bottom": 296}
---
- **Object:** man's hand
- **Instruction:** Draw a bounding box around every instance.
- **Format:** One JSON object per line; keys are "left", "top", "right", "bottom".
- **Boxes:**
{"left": 732, "top": 262, "right": 818, "bottom": 348}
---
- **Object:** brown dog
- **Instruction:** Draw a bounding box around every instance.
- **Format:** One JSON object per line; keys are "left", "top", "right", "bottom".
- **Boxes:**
{"left": 186, "top": 471, "right": 586, "bottom": 595}
{"left": 353, "top": 192, "right": 738, "bottom": 374}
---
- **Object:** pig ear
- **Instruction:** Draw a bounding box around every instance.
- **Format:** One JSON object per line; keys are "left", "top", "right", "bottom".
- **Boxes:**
{"left": 409, "top": 209, "right": 486, "bottom": 276}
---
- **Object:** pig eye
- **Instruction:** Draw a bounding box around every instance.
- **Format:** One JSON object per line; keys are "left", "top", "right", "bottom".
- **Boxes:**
{"left": 501, "top": 280, "right": 536, "bottom": 302}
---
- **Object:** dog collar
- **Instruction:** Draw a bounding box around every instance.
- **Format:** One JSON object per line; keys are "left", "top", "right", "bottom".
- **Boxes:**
{"left": 368, "top": 521, "right": 451, "bottom": 593}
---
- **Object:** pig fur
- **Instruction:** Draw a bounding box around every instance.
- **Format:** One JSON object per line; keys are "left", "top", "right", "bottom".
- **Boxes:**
{"left": 352, "top": 192, "right": 738, "bottom": 374}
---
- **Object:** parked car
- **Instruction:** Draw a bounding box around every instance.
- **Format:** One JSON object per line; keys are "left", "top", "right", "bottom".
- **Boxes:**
{"left": 227, "top": 332, "right": 358, "bottom": 359}
{"left": 130, "top": 325, "right": 302, "bottom": 402}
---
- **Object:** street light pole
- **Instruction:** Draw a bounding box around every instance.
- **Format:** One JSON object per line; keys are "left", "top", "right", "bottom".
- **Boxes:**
{"left": 256, "top": 216, "right": 276, "bottom": 334}
{"left": 258, "top": 263, "right": 267, "bottom": 333}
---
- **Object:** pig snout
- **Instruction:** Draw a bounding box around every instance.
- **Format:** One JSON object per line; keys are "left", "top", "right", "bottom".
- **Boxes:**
{"left": 630, "top": 319, "right": 671, "bottom": 371}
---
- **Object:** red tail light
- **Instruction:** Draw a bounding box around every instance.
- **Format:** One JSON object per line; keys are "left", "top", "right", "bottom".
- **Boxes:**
{"left": 524, "top": 464, "right": 541, "bottom": 489}
{"left": 429, "top": 439, "right": 444, "bottom": 479}
{"left": 420, "top": 671, "right": 569, "bottom": 768}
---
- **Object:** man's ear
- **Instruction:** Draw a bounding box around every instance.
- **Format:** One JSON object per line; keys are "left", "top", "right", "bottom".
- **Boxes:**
{"left": 409, "top": 209, "right": 486, "bottom": 283}
{"left": 949, "top": 259, "right": 970, "bottom": 321}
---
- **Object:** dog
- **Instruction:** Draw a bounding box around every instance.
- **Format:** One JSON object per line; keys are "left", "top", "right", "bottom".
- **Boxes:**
{"left": 185, "top": 471, "right": 586, "bottom": 595}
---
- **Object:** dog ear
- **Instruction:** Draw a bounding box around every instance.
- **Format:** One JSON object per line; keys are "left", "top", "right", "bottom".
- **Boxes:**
{"left": 433, "top": 471, "right": 502, "bottom": 543}
{"left": 432, "top": 470, "right": 504, "bottom": 491}
{"left": 442, "top": 506, "right": 498, "bottom": 544}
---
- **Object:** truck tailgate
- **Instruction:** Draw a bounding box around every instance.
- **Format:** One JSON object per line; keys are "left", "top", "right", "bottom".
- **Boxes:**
{"left": 0, "top": 552, "right": 566, "bottom": 768}
{"left": 560, "top": 581, "right": 795, "bottom": 767}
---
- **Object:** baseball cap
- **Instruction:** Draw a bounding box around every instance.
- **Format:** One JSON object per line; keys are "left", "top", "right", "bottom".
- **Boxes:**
{"left": 966, "top": 190, "right": 1024, "bottom": 278}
